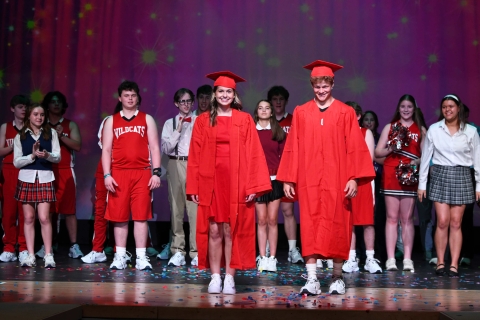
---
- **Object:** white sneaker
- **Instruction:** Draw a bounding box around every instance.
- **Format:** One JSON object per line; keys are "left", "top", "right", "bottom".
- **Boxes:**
{"left": 222, "top": 274, "right": 236, "bottom": 295}
{"left": 135, "top": 255, "right": 152, "bottom": 271}
{"left": 0, "top": 251, "right": 17, "bottom": 262}
{"left": 168, "top": 252, "right": 186, "bottom": 266}
{"left": 69, "top": 244, "right": 84, "bottom": 258}
{"left": 326, "top": 259, "right": 334, "bottom": 269}
{"left": 329, "top": 276, "right": 346, "bottom": 295}
{"left": 403, "top": 259, "right": 414, "bottom": 272}
{"left": 35, "top": 245, "right": 45, "bottom": 258}
{"left": 44, "top": 253, "right": 56, "bottom": 268}
{"left": 81, "top": 251, "right": 107, "bottom": 263}
{"left": 300, "top": 276, "right": 321, "bottom": 295}
{"left": 257, "top": 256, "right": 268, "bottom": 271}
{"left": 385, "top": 258, "right": 398, "bottom": 271}
{"left": 208, "top": 274, "right": 222, "bottom": 294}
{"left": 125, "top": 251, "right": 132, "bottom": 262}
{"left": 157, "top": 243, "right": 171, "bottom": 260}
{"left": 110, "top": 253, "right": 128, "bottom": 270}
{"left": 429, "top": 257, "right": 438, "bottom": 265}
{"left": 316, "top": 259, "right": 323, "bottom": 268}
{"left": 21, "top": 254, "right": 36, "bottom": 267}
{"left": 364, "top": 258, "right": 383, "bottom": 274}
{"left": 266, "top": 242, "right": 270, "bottom": 257}
{"left": 288, "top": 247, "right": 304, "bottom": 264}
{"left": 342, "top": 259, "right": 359, "bottom": 273}
{"left": 191, "top": 255, "right": 198, "bottom": 266}
{"left": 266, "top": 256, "right": 278, "bottom": 272}
{"left": 18, "top": 250, "right": 29, "bottom": 264}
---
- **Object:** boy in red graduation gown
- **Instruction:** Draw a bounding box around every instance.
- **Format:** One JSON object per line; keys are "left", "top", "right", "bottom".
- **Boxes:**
{"left": 277, "top": 60, "right": 375, "bottom": 295}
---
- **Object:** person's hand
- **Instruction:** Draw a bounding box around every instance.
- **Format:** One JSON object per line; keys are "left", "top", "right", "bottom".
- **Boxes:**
{"left": 245, "top": 194, "right": 256, "bottom": 202}
{"left": 32, "top": 140, "right": 40, "bottom": 156}
{"left": 344, "top": 179, "right": 357, "bottom": 198}
{"left": 148, "top": 175, "right": 161, "bottom": 190}
{"left": 418, "top": 189, "right": 426, "bottom": 202}
{"left": 176, "top": 117, "right": 184, "bottom": 132}
{"left": 35, "top": 150, "right": 50, "bottom": 159}
{"left": 476, "top": 191, "right": 480, "bottom": 202}
{"left": 104, "top": 176, "right": 118, "bottom": 193}
{"left": 191, "top": 195, "right": 199, "bottom": 204}
{"left": 283, "top": 182, "right": 295, "bottom": 199}
{"left": 55, "top": 125, "right": 64, "bottom": 136}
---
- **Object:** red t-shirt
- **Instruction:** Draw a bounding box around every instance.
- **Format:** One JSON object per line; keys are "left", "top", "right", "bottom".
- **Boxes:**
{"left": 3, "top": 121, "right": 20, "bottom": 164}
{"left": 50, "top": 118, "right": 74, "bottom": 169}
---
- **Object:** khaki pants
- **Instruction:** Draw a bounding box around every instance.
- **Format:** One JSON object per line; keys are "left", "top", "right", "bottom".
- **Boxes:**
{"left": 167, "top": 159, "right": 198, "bottom": 258}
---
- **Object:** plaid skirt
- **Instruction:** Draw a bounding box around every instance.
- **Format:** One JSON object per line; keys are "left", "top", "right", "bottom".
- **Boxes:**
{"left": 429, "top": 165, "right": 474, "bottom": 205}
{"left": 15, "top": 179, "right": 57, "bottom": 203}
{"left": 256, "top": 179, "right": 284, "bottom": 203}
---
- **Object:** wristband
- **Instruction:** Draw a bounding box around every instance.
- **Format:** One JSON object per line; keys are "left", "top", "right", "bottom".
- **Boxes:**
{"left": 152, "top": 167, "right": 161, "bottom": 177}
{"left": 104, "top": 173, "right": 111, "bottom": 179}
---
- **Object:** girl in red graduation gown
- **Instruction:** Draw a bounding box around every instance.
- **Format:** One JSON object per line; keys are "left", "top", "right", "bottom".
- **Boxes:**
{"left": 187, "top": 71, "right": 271, "bottom": 295}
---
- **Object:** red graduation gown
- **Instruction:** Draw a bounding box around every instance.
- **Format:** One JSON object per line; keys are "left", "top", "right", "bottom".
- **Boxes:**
{"left": 276, "top": 100, "right": 375, "bottom": 260}
{"left": 186, "top": 109, "right": 272, "bottom": 270}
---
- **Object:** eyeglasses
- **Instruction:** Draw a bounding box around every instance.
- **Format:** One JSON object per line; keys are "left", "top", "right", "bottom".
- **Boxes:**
{"left": 178, "top": 99, "right": 193, "bottom": 106}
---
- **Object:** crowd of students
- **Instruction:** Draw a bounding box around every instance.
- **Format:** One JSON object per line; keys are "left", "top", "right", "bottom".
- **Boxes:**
{"left": 1, "top": 60, "right": 479, "bottom": 296}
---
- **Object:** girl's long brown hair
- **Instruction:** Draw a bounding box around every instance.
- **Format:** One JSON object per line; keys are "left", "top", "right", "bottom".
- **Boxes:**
{"left": 254, "top": 100, "right": 285, "bottom": 142}
{"left": 20, "top": 104, "right": 52, "bottom": 140}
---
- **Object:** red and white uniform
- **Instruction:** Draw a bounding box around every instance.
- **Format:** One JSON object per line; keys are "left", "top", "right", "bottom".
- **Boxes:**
{"left": 1, "top": 122, "right": 26, "bottom": 252}
{"left": 51, "top": 118, "right": 76, "bottom": 214}
{"left": 352, "top": 128, "right": 374, "bottom": 225}
{"left": 105, "top": 110, "right": 152, "bottom": 222}
{"left": 381, "top": 122, "right": 421, "bottom": 197}
{"left": 278, "top": 113, "right": 297, "bottom": 202}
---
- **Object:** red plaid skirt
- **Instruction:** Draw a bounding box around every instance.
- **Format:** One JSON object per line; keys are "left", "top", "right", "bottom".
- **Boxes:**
{"left": 15, "top": 179, "right": 56, "bottom": 203}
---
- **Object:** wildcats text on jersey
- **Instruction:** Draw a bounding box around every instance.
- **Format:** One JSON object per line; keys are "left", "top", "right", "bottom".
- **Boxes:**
{"left": 6, "top": 138, "right": 14, "bottom": 147}
{"left": 114, "top": 125, "right": 146, "bottom": 139}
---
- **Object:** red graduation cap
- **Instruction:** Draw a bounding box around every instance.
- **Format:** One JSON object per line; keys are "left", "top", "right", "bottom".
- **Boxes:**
{"left": 303, "top": 60, "right": 343, "bottom": 77}
{"left": 205, "top": 71, "right": 246, "bottom": 89}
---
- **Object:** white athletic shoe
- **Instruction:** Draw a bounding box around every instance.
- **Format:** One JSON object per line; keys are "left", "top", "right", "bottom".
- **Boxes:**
{"left": 342, "top": 259, "right": 359, "bottom": 273}
{"left": 208, "top": 274, "right": 222, "bottom": 294}
{"left": 316, "top": 259, "right": 323, "bottom": 268}
{"left": 110, "top": 253, "right": 128, "bottom": 270}
{"left": 168, "top": 252, "right": 186, "bottom": 266}
{"left": 35, "top": 245, "right": 45, "bottom": 258}
{"left": 81, "top": 251, "right": 107, "bottom": 263}
{"left": 364, "top": 258, "right": 383, "bottom": 274}
{"left": 326, "top": 259, "right": 334, "bottom": 269}
{"left": 385, "top": 258, "right": 398, "bottom": 271}
{"left": 328, "top": 276, "right": 346, "bottom": 295}
{"left": 21, "top": 254, "right": 36, "bottom": 267}
{"left": 18, "top": 250, "right": 29, "bottom": 264}
{"left": 266, "top": 256, "right": 278, "bottom": 272}
{"left": 191, "top": 255, "right": 198, "bottom": 266}
{"left": 288, "top": 247, "right": 304, "bottom": 264}
{"left": 69, "top": 244, "right": 84, "bottom": 258}
{"left": 300, "top": 276, "right": 321, "bottom": 295}
{"left": 257, "top": 256, "right": 268, "bottom": 271}
{"left": 44, "top": 253, "right": 56, "bottom": 268}
{"left": 135, "top": 255, "right": 152, "bottom": 271}
{"left": 156, "top": 243, "right": 171, "bottom": 260}
{"left": 222, "top": 274, "right": 236, "bottom": 295}
{"left": 403, "top": 259, "right": 414, "bottom": 272}
{"left": 0, "top": 251, "right": 17, "bottom": 262}
{"left": 125, "top": 251, "right": 132, "bottom": 262}
{"left": 429, "top": 257, "right": 438, "bottom": 265}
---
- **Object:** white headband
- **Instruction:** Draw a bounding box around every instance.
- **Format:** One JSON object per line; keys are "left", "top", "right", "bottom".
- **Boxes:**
{"left": 444, "top": 94, "right": 459, "bottom": 102}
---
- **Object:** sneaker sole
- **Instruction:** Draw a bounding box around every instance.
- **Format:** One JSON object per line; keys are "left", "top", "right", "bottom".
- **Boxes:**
{"left": 300, "top": 288, "right": 321, "bottom": 296}
{"left": 136, "top": 267, "right": 152, "bottom": 271}
{"left": 366, "top": 269, "right": 383, "bottom": 274}
{"left": 222, "top": 290, "right": 236, "bottom": 295}
{"left": 69, "top": 254, "right": 84, "bottom": 259}
{"left": 82, "top": 258, "right": 108, "bottom": 263}
{"left": 21, "top": 263, "right": 35, "bottom": 267}
{"left": 386, "top": 267, "right": 398, "bottom": 271}
{"left": 110, "top": 266, "right": 127, "bottom": 270}
{"left": 45, "top": 264, "right": 56, "bottom": 268}
{"left": 288, "top": 258, "right": 304, "bottom": 264}
{"left": 342, "top": 268, "right": 360, "bottom": 273}
{"left": 168, "top": 262, "right": 186, "bottom": 266}
{"left": 329, "top": 290, "right": 345, "bottom": 295}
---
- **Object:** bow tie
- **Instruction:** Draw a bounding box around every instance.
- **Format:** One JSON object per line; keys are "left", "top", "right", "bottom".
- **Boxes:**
{"left": 180, "top": 117, "right": 191, "bottom": 123}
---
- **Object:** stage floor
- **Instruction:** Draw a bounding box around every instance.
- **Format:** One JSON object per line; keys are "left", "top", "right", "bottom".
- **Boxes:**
{"left": 1, "top": 248, "right": 479, "bottom": 319}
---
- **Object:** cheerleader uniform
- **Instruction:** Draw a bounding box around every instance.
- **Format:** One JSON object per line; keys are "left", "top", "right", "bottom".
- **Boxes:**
{"left": 255, "top": 123, "right": 285, "bottom": 203}
{"left": 381, "top": 122, "right": 421, "bottom": 197}
{"left": 13, "top": 128, "right": 61, "bottom": 203}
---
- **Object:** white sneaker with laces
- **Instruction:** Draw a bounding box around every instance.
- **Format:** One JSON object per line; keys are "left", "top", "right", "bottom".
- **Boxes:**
{"left": 257, "top": 256, "right": 268, "bottom": 271}
{"left": 326, "top": 259, "right": 334, "bottom": 269}
{"left": 110, "top": 253, "right": 128, "bottom": 270}
{"left": 168, "top": 252, "right": 186, "bottom": 266}
{"left": 403, "top": 259, "right": 414, "bottom": 272}
{"left": 21, "top": 254, "right": 36, "bottom": 267}
{"left": 266, "top": 256, "right": 278, "bottom": 272}
{"left": 208, "top": 274, "right": 222, "bottom": 294}
{"left": 44, "top": 253, "right": 56, "bottom": 268}
{"left": 35, "top": 245, "right": 45, "bottom": 258}
{"left": 0, "top": 251, "right": 17, "bottom": 262}
{"left": 385, "top": 258, "right": 398, "bottom": 271}
{"left": 300, "top": 276, "right": 321, "bottom": 295}
{"left": 329, "top": 276, "right": 346, "bottom": 295}
{"left": 135, "top": 255, "right": 152, "bottom": 270}
{"left": 157, "top": 243, "right": 171, "bottom": 260}
{"left": 342, "top": 259, "right": 359, "bottom": 273}
{"left": 288, "top": 247, "right": 304, "bottom": 264}
{"left": 316, "top": 259, "right": 323, "bottom": 268}
{"left": 81, "top": 251, "right": 107, "bottom": 263}
{"left": 191, "top": 255, "right": 198, "bottom": 266}
{"left": 125, "top": 251, "right": 132, "bottom": 262}
{"left": 18, "top": 250, "right": 29, "bottom": 264}
{"left": 364, "top": 258, "right": 383, "bottom": 274}
{"left": 222, "top": 274, "right": 236, "bottom": 295}
{"left": 69, "top": 244, "right": 84, "bottom": 258}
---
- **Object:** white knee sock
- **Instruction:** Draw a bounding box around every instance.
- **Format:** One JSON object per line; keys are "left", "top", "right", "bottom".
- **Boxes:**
{"left": 136, "top": 247, "right": 146, "bottom": 258}
{"left": 366, "top": 250, "right": 375, "bottom": 260}
{"left": 306, "top": 263, "right": 317, "bottom": 279}
{"left": 288, "top": 240, "right": 297, "bottom": 251}
{"left": 116, "top": 246, "right": 126, "bottom": 257}
{"left": 349, "top": 250, "right": 356, "bottom": 262}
